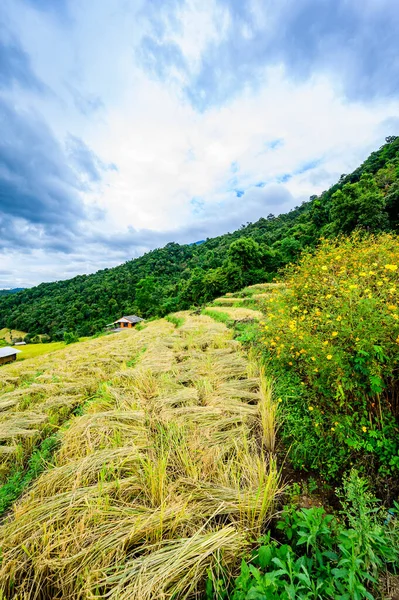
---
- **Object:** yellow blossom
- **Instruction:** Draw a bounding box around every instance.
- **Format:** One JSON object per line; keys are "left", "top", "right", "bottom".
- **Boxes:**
{"left": 336, "top": 316, "right": 342, "bottom": 321}
{"left": 321, "top": 266, "right": 328, "bottom": 271}
{"left": 308, "top": 406, "right": 314, "bottom": 411}
{"left": 362, "top": 426, "right": 367, "bottom": 433}
{"left": 278, "top": 398, "right": 283, "bottom": 403}
{"left": 327, "top": 354, "right": 333, "bottom": 360}
{"left": 384, "top": 264, "right": 398, "bottom": 271}
{"left": 332, "top": 331, "right": 338, "bottom": 337}
{"left": 331, "top": 427, "right": 335, "bottom": 431}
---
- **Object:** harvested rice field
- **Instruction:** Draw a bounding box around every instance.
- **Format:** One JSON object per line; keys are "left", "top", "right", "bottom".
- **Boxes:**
{"left": 0, "top": 313, "right": 281, "bottom": 599}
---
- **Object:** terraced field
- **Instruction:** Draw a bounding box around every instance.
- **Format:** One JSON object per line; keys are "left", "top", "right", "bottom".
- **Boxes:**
{"left": 0, "top": 313, "right": 280, "bottom": 599}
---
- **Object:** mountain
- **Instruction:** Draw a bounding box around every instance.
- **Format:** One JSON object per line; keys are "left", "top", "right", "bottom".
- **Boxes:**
{"left": 0, "top": 136, "right": 398, "bottom": 339}
{"left": 0, "top": 288, "right": 25, "bottom": 296}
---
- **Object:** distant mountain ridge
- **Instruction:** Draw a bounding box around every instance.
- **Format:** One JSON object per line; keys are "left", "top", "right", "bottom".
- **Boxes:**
{"left": 0, "top": 136, "right": 398, "bottom": 339}
{"left": 0, "top": 288, "right": 25, "bottom": 296}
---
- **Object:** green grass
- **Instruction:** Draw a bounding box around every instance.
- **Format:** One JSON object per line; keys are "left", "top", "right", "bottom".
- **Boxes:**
{"left": 16, "top": 341, "right": 66, "bottom": 360}
{"left": 165, "top": 314, "right": 185, "bottom": 328}
{"left": 0, "top": 435, "right": 59, "bottom": 517}
{"left": 202, "top": 308, "right": 234, "bottom": 327}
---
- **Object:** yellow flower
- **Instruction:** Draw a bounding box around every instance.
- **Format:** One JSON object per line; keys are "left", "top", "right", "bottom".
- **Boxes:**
{"left": 384, "top": 264, "right": 398, "bottom": 271}
{"left": 314, "top": 368, "right": 319, "bottom": 372}
{"left": 311, "top": 356, "right": 316, "bottom": 361}
{"left": 308, "top": 406, "right": 314, "bottom": 411}
{"left": 362, "top": 426, "right": 367, "bottom": 433}
{"left": 355, "top": 337, "right": 360, "bottom": 342}
{"left": 326, "top": 294, "right": 332, "bottom": 299}
{"left": 335, "top": 421, "right": 339, "bottom": 425}
{"left": 377, "top": 281, "right": 383, "bottom": 286}
{"left": 359, "top": 272, "right": 367, "bottom": 277}
{"left": 278, "top": 398, "right": 283, "bottom": 403}
{"left": 288, "top": 361, "right": 293, "bottom": 366}
{"left": 321, "top": 266, "right": 328, "bottom": 271}
{"left": 332, "top": 331, "right": 338, "bottom": 337}
{"left": 336, "top": 316, "right": 342, "bottom": 321}
{"left": 327, "top": 354, "right": 333, "bottom": 360}
{"left": 331, "top": 427, "right": 335, "bottom": 431}
{"left": 323, "top": 341, "right": 329, "bottom": 346}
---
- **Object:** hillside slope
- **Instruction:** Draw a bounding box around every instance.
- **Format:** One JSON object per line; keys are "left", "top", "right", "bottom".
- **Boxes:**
{"left": 0, "top": 136, "right": 398, "bottom": 338}
{"left": 0, "top": 314, "right": 279, "bottom": 598}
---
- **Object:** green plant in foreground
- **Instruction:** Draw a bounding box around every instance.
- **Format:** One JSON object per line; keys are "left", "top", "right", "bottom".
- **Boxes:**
{"left": 221, "top": 470, "right": 399, "bottom": 600}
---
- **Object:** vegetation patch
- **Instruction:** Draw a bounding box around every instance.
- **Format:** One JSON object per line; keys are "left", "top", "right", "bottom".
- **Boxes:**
{"left": 261, "top": 233, "right": 399, "bottom": 482}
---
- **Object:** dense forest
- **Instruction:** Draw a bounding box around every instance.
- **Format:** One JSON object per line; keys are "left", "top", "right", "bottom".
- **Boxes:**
{"left": 1, "top": 136, "right": 398, "bottom": 339}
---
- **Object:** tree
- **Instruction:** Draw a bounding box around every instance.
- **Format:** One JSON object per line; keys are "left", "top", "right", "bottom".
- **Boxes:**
{"left": 135, "top": 277, "right": 160, "bottom": 317}
{"left": 228, "top": 238, "right": 262, "bottom": 271}
{"left": 330, "top": 175, "right": 388, "bottom": 234}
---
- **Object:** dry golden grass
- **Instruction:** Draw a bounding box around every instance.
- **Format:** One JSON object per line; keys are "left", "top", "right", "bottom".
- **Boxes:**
{"left": 0, "top": 314, "right": 282, "bottom": 599}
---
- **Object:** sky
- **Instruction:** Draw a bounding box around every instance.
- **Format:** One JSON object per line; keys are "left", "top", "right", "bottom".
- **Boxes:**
{"left": 1, "top": 0, "right": 399, "bottom": 288}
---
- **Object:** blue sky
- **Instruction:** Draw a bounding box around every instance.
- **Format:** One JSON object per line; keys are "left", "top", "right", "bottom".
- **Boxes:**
{"left": 1, "top": 0, "right": 399, "bottom": 287}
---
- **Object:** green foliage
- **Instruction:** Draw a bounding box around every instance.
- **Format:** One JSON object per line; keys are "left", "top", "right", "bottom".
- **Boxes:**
{"left": 202, "top": 309, "right": 234, "bottom": 327}
{"left": 1, "top": 137, "right": 399, "bottom": 338}
{"left": 227, "top": 471, "right": 398, "bottom": 600}
{"left": 165, "top": 314, "right": 185, "bottom": 328}
{"left": 262, "top": 233, "right": 399, "bottom": 479}
{"left": 0, "top": 435, "right": 59, "bottom": 516}
{"left": 64, "top": 331, "right": 79, "bottom": 345}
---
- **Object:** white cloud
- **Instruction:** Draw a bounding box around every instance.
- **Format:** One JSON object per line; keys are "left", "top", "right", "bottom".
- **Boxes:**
{"left": 1, "top": 0, "right": 399, "bottom": 288}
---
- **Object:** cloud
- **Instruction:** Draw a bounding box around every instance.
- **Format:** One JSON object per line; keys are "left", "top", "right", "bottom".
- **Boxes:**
{"left": 0, "top": 98, "right": 85, "bottom": 226}
{"left": 0, "top": 36, "right": 45, "bottom": 92}
{"left": 139, "top": 0, "right": 399, "bottom": 110}
{"left": 66, "top": 135, "right": 117, "bottom": 185}
{"left": 67, "top": 85, "right": 104, "bottom": 116}
{"left": 0, "top": 0, "right": 399, "bottom": 289}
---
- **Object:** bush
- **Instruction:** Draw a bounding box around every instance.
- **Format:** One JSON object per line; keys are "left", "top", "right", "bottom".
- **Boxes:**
{"left": 227, "top": 471, "right": 398, "bottom": 600}
{"left": 261, "top": 233, "right": 399, "bottom": 478}
{"left": 63, "top": 331, "right": 79, "bottom": 345}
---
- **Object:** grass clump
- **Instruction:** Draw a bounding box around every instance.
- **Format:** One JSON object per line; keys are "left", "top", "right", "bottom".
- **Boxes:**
{"left": 0, "top": 434, "right": 59, "bottom": 516}
{"left": 261, "top": 233, "right": 399, "bottom": 480}
{"left": 166, "top": 313, "right": 185, "bottom": 328}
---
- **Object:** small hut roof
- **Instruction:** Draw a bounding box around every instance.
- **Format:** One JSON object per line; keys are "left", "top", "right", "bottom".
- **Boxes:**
{"left": 0, "top": 346, "right": 21, "bottom": 358}
{"left": 113, "top": 315, "right": 143, "bottom": 324}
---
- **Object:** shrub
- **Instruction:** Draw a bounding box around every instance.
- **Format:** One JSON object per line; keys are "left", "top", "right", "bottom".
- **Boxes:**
{"left": 261, "top": 233, "right": 399, "bottom": 478}
{"left": 227, "top": 471, "right": 399, "bottom": 600}
{"left": 64, "top": 331, "right": 79, "bottom": 345}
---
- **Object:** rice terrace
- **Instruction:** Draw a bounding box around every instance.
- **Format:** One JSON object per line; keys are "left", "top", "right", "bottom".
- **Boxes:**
{"left": 0, "top": 309, "right": 281, "bottom": 598}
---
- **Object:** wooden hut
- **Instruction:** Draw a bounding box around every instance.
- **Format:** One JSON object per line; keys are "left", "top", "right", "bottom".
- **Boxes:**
{"left": 112, "top": 315, "right": 144, "bottom": 329}
{"left": 0, "top": 346, "right": 21, "bottom": 365}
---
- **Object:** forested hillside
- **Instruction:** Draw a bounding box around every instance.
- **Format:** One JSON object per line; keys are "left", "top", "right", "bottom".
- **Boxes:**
{"left": 1, "top": 136, "right": 398, "bottom": 339}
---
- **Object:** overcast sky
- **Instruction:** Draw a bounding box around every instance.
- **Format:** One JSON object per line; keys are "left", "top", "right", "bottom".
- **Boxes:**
{"left": 1, "top": 0, "right": 399, "bottom": 288}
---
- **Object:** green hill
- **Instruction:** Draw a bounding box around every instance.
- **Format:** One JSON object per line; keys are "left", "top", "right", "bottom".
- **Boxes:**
{"left": 0, "top": 136, "right": 398, "bottom": 339}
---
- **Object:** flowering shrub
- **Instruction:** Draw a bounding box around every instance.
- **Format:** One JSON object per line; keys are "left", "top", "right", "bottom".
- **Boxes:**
{"left": 261, "top": 233, "right": 399, "bottom": 477}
